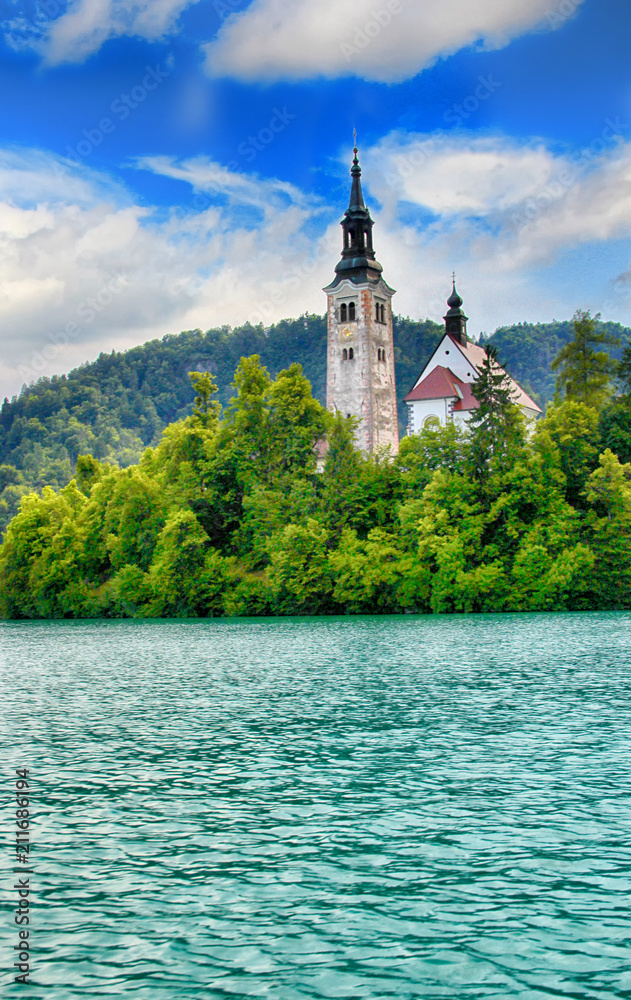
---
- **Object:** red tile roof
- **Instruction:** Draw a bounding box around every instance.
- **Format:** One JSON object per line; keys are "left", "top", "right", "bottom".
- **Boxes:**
{"left": 451, "top": 382, "right": 479, "bottom": 411}
{"left": 451, "top": 336, "right": 541, "bottom": 413}
{"left": 404, "top": 365, "right": 463, "bottom": 402}
{"left": 404, "top": 337, "right": 542, "bottom": 416}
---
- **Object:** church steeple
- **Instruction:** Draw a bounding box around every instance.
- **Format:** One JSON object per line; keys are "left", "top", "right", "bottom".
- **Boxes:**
{"left": 348, "top": 146, "right": 366, "bottom": 212}
{"left": 443, "top": 275, "right": 468, "bottom": 345}
{"left": 333, "top": 143, "right": 383, "bottom": 285}
{"left": 323, "top": 137, "right": 398, "bottom": 455}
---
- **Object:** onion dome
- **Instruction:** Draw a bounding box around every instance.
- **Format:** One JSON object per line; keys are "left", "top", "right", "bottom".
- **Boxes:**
{"left": 443, "top": 275, "right": 468, "bottom": 344}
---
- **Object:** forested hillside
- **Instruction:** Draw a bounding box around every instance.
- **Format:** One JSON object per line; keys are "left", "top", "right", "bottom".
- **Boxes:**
{"left": 483, "top": 319, "right": 629, "bottom": 405}
{"left": 1, "top": 312, "right": 628, "bottom": 535}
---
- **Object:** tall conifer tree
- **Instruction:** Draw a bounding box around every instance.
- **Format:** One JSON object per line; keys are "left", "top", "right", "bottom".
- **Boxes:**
{"left": 551, "top": 310, "right": 619, "bottom": 408}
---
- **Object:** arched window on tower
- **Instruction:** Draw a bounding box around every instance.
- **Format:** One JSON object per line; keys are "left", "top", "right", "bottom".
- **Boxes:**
{"left": 375, "top": 303, "right": 379, "bottom": 322}
{"left": 342, "top": 348, "right": 348, "bottom": 360}
{"left": 349, "top": 302, "right": 356, "bottom": 321}
{"left": 340, "top": 303, "right": 347, "bottom": 322}
{"left": 380, "top": 304, "right": 385, "bottom": 323}
{"left": 349, "top": 348, "right": 354, "bottom": 360}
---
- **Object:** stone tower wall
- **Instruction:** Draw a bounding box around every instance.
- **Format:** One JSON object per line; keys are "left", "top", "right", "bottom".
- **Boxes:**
{"left": 326, "top": 280, "right": 399, "bottom": 454}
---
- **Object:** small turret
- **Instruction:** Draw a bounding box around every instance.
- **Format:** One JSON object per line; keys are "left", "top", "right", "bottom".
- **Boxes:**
{"left": 443, "top": 276, "right": 468, "bottom": 346}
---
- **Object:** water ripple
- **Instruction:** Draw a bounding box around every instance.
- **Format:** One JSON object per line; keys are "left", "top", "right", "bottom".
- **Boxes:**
{"left": 1, "top": 612, "right": 630, "bottom": 998}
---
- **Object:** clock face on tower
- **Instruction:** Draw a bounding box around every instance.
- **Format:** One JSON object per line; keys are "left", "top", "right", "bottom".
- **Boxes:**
{"left": 339, "top": 325, "right": 354, "bottom": 341}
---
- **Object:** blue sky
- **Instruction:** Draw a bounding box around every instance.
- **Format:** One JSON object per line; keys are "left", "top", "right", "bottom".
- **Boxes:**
{"left": 0, "top": 0, "right": 629, "bottom": 399}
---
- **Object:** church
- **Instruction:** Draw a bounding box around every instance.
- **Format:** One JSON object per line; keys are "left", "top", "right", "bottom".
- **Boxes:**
{"left": 324, "top": 147, "right": 541, "bottom": 452}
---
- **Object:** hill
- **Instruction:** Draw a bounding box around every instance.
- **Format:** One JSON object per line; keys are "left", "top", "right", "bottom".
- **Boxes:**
{"left": 483, "top": 319, "right": 629, "bottom": 405}
{"left": 1, "top": 313, "right": 628, "bottom": 534}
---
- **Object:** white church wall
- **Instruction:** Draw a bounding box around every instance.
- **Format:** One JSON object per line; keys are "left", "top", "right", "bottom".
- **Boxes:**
{"left": 413, "top": 335, "right": 477, "bottom": 389}
{"left": 407, "top": 397, "right": 451, "bottom": 433}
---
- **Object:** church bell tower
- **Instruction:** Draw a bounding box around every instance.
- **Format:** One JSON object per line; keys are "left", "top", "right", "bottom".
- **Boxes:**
{"left": 323, "top": 143, "right": 399, "bottom": 454}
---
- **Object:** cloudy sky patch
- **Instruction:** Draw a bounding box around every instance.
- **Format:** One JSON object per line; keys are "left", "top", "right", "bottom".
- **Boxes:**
{"left": 0, "top": 0, "right": 628, "bottom": 399}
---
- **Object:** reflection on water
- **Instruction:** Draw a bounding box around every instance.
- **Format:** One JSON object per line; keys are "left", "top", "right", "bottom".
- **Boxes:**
{"left": 1, "top": 613, "right": 630, "bottom": 998}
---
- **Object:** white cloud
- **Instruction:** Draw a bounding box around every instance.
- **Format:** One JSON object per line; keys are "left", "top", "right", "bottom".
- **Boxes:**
{"left": 1, "top": 133, "right": 629, "bottom": 403}
{"left": 203, "top": 0, "right": 586, "bottom": 84}
{"left": 0, "top": 148, "right": 333, "bottom": 400}
{"left": 366, "top": 132, "right": 557, "bottom": 217}
{"left": 135, "top": 154, "right": 313, "bottom": 215}
{"left": 16, "top": 0, "right": 201, "bottom": 65}
{"left": 362, "top": 131, "right": 631, "bottom": 265}
{"left": 0, "top": 147, "right": 126, "bottom": 206}
{"left": 355, "top": 130, "right": 631, "bottom": 334}
{"left": 3, "top": 0, "right": 585, "bottom": 75}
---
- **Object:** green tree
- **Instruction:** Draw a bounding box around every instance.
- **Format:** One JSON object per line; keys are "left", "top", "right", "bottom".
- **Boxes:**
{"left": 0, "top": 483, "right": 88, "bottom": 618}
{"left": 414, "top": 469, "right": 508, "bottom": 613}
{"left": 75, "top": 454, "right": 105, "bottom": 495}
{"left": 599, "top": 340, "right": 631, "bottom": 462}
{"left": 534, "top": 401, "right": 599, "bottom": 507}
{"left": 598, "top": 400, "right": 631, "bottom": 464}
{"left": 267, "top": 519, "right": 332, "bottom": 614}
{"left": 396, "top": 418, "right": 467, "bottom": 492}
{"left": 617, "top": 341, "right": 631, "bottom": 398}
{"left": 267, "top": 363, "right": 327, "bottom": 475}
{"left": 102, "top": 468, "right": 166, "bottom": 572}
{"left": 146, "top": 510, "right": 226, "bottom": 617}
{"left": 189, "top": 370, "right": 221, "bottom": 427}
{"left": 551, "top": 310, "right": 619, "bottom": 408}
{"left": 328, "top": 527, "right": 425, "bottom": 613}
{"left": 509, "top": 519, "right": 593, "bottom": 612}
{"left": 0, "top": 464, "right": 23, "bottom": 491}
{"left": 323, "top": 411, "right": 361, "bottom": 481}
{"left": 468, "top": 345, "right": 525, "bottom": 478}
{"left": 583, "top": 449, "right": 631, "bottom": 608}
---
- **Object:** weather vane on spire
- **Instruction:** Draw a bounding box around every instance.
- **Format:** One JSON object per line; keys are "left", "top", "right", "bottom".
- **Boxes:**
{"left": 353, "top": 128, "right": 357, "bottom": 152}
{"left": 452, "top": 271, "right": 456, "bottom": 285}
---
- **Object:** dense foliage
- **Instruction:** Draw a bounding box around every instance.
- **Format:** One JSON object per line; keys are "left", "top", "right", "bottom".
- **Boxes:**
{"left": 1, "top": 320, "right": 630, "bottom": 618}
{"left": 2, "top": 312, "right": 628, "bottom": 536}
{"left": 0, "top": 314, "right": 442, "bottom": 534}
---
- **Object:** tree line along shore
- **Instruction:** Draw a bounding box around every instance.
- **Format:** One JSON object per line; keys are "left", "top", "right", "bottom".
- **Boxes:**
{"left": 1, "top": 311, "right": 630, "bottom": 619}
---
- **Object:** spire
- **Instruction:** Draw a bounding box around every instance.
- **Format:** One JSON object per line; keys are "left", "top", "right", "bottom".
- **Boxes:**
{"left": 348, "top": 141, "right": 366, "bottom": 213}
{"left": 328, "top": 142, "right": 383, "bottom": 286}
{"left": 443, "top": 275, "right": 468, "bottom": 345}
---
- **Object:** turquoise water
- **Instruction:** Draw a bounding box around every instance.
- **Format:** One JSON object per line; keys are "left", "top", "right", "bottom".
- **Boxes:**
{"left": 1, "top": 613, "right": 630, "bottom": 998}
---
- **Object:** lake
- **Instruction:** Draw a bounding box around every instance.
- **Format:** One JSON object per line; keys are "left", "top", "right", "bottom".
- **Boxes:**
{"left": 1, "top": 613, "right": 630, "bottom": 998}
